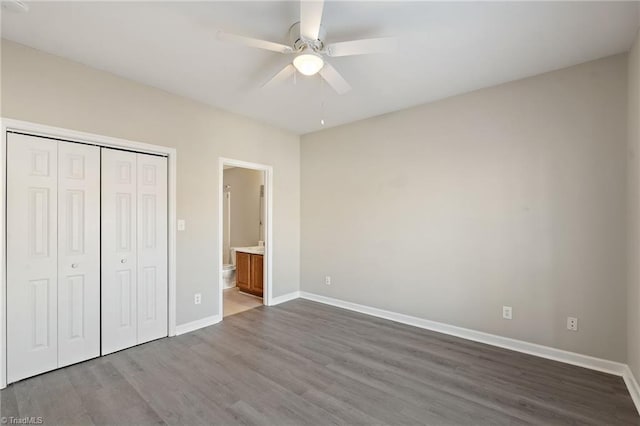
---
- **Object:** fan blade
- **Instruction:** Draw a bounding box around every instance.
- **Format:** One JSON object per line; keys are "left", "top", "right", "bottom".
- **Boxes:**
{"left": 262, "top": 64, "right": 296, "bottom": 88}
{"left": 300, "top": 0, "right": 324, "bottom": 41}
{"left": 217, "top": 31, "right": 293, "bottom": 54}
{"left": 1, "top": 0, "right": 29, "bottom": 13}
{"left": 326, "top": 37, "right": 397, "bottom": 57}
{"left": 319, "top": 63, "right": 351, "bottom": 95}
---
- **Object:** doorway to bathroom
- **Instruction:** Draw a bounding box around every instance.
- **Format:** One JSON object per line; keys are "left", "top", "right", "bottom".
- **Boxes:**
{"left": 218, "top": 158, "right": 272, "bottom": 319}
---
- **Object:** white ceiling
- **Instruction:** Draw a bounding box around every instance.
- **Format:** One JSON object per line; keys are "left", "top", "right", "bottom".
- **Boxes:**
{"left": 2, "top": 1, "right": 639, "bottom": 134}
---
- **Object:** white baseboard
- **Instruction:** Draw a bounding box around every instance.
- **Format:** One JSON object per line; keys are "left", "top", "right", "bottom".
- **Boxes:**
{"left": 299, "top": 292, "right": 627, "bottom": 377}
{"left": 175, "top": 314, "right": 222, "bottom": 335}
{"left": 624, "top": 366, "right": 640, "bottom": 414}
{"left": 270, "top": 291, "right": 300, "bottom": 306}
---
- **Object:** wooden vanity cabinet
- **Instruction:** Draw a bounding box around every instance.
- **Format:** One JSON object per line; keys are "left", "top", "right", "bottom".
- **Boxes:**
{"left": 236, "top": 252, "right": 251, "bottom": 290}
{"left": 250, "top": 254, "right": 264, "bottom": 297}
{"left": 236, "top": 252, "right": 263, "bottom": 297}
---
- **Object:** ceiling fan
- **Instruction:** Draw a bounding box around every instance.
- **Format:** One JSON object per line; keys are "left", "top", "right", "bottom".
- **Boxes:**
{"left": 217, "top": 0, "right": 397, "bottom": 95}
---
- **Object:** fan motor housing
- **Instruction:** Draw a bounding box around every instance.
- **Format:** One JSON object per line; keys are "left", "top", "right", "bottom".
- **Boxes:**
{"left": 289, "top": 22, "right": 326, "bottom": 52}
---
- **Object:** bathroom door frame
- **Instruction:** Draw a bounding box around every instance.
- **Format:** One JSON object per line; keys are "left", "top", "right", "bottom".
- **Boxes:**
{"left": 217, "top": 157, "right": 273, "bottom": 316}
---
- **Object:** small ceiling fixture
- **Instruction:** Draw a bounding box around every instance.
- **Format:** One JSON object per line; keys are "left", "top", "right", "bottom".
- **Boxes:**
{"left": 293, "top": 50, "right": 324, "bottom": 76}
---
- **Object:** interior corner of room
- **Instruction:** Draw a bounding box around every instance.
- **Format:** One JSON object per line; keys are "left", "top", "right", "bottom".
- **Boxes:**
{"left": 1, "top": 1, "right": 640, "bottom": 424}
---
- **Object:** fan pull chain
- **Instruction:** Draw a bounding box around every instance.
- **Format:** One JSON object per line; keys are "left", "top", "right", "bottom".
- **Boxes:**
{"left": 320, "top": 75, "right": 326, "bottom": 126}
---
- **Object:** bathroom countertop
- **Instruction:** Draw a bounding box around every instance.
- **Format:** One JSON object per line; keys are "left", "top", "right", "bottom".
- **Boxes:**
{"left": 233, "top": 246, "right": 265, "bottom": 255}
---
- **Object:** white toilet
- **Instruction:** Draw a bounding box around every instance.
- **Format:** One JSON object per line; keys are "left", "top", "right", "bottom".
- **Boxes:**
{"left": 223, "top": 249, "right": 236, "bottom": 288}
{"left": 223, "top": 264, "right": 236, "bottom": 288}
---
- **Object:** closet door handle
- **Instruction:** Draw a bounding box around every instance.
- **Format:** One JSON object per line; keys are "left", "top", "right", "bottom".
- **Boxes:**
{"left": 121, "top": 258, "right": 127, "bottom": 264}
{"left": 71, "top": 263, "right": 78, "bottom": 269}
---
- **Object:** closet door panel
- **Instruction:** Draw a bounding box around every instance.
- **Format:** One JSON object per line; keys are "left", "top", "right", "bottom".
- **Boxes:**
{"left": 101, "top": 148, "right": 138, "bottom": 355}
{"left": 137, "top": 154, "right": 168, "bottom": 344}
{"left": 57, "top": 141, "right": 100, "bottom": 367}
{"left": 7, "top": 133, "right": 58, "bottom": 382}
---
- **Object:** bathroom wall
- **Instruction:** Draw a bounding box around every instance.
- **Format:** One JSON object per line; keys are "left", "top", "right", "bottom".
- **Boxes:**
{"left": 301, "top": 54, "right": 628, "bottom": 362}
{"left": 1, "top": 40, "right": 301, "bottom": 325}
{"left": 223, "top": 167, "right": 265, "bottom": 263}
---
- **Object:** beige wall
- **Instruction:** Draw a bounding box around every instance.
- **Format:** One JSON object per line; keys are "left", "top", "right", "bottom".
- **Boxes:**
{"left": 628, "top": 29, "right": 640, "bottom": 377}
{"left": 223, "top": 167, "right": 264, "bottom": 261}
{"left": 1, "top": 40, "right": 301, "bottom": 325}
{"left": 301, "top": 54, "right": 628, "bottom": 361}
{"left": 1, "top": 37, "right": 634, "bottom": 363}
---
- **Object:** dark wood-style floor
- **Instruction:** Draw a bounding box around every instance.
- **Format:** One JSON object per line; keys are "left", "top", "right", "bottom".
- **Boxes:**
{"left": 1, "top": 299, "right": 638, "bottom": 425}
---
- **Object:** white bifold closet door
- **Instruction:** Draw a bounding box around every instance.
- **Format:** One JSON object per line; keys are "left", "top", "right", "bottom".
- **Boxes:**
{"left": 7, "top": 134, "right": 100, "bottom": 383}
{"left": 136, "top": 154, "right": 168, "bottom": 345}
{"left": 101, "top": 148, "right": 168, "bottom": 355}
{"left": 57, "top": 141, "right": 101, "bottom": 367}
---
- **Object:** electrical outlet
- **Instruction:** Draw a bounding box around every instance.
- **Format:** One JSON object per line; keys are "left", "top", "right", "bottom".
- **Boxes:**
{"left": 567, "top": 317, "right": 578, "bottom": 331}
{"left": 325, "top": 276, "right": 331, "bottom": 285}
{"left": 502, "top": 306, "right": 513, "bottom": 320}
{"left": 194, "top": 293, "right": 202, "bottom": 305}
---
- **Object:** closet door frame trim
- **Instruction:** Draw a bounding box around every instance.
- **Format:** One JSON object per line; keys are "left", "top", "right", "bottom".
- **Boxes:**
{"left": 0, "top": 118, "right": 178, "bottom": 389}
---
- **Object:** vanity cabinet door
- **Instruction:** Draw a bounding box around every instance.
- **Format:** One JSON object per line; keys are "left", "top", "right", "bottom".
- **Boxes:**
{"left": 236, "top": 251, "right": 251, "bottom": 291}
{"left": 250, "top": 254, "right": 264, "bottom": 297}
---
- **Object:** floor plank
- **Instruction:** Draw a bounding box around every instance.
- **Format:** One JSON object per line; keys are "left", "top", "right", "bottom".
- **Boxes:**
{"left": 1, "top": 299, "right": 637, "bottom": 425}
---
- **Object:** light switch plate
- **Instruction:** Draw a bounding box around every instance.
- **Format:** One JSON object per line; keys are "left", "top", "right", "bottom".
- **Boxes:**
{"left": 177, "top": 219, "right": 186, "bottom": 231}
{"left": 502, "top": 306, "right": 513, "bottom": 320}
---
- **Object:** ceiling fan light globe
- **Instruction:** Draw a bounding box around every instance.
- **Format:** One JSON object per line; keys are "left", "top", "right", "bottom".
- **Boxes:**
{"left": 293, "top": 52, "right": 324, "bottom": 76}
